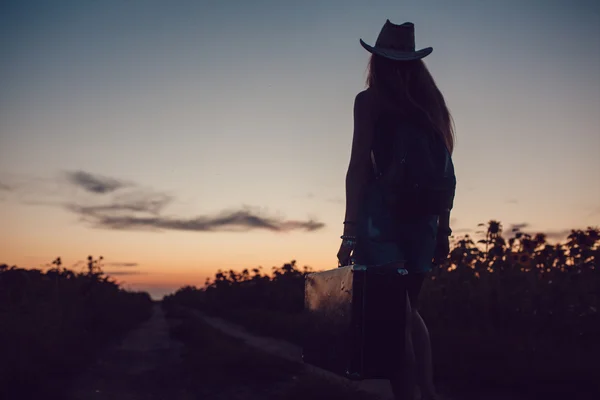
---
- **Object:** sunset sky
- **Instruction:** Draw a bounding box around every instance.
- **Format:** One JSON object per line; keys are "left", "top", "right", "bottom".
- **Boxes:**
{"left": 1, "top": 0, "right": 599, "bottom": 298}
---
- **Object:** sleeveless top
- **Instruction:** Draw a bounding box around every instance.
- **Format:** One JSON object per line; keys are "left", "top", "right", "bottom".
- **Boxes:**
{"left": 352, "top": 103, "right": 439, "bottom": 274}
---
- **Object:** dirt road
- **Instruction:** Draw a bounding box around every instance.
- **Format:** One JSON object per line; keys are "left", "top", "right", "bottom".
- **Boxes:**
{"left": 67, "top": 304, "right": 521, "bottom": 400}
{"left": 197, "top": 311, "right": 396, "bottom": 400}
{"left": 68, "top": 304, "right": 189, "bottom": 400}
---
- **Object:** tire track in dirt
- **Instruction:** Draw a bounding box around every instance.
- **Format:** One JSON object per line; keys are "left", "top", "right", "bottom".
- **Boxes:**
{"left": 66, "top": 304, "right": 521, "bottom": 400}
{"left": 194, "top": 311, "right": 525, "bottom": 400}
{"left": 194, "top": 310, "right": 396, "bottom": 400}
{"left": 68, "top": 304, "right": 189, "bottom": 400}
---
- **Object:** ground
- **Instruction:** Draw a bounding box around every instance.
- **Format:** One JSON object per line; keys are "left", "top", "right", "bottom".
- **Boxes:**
{"left": 67, "top": 304, "right": 521, "bottom": 400}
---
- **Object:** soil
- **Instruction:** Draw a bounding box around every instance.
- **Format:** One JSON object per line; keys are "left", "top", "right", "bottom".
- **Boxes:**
{"left": 67, "top": 304, "right": 523, "bottom": 400}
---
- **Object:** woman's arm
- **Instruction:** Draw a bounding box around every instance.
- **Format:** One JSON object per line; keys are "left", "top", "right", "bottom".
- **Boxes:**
{"left": 438, "top": 208, "right": 451, "bottom": 235}
{"left": 343, "top": 91, "right": 375, "bottom": 236}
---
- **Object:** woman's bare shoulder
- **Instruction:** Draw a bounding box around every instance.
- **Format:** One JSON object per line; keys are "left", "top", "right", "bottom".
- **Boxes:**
{"left": 354, "top": 88, "right": 377, "bottom": 115}
{"left": 355, "top": 88, "right": 376, "bottom": 102}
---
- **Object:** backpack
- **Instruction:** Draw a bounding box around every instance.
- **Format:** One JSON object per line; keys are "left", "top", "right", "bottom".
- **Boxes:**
{"left": 370, "top": 115, "right": 456, "bottom": 219}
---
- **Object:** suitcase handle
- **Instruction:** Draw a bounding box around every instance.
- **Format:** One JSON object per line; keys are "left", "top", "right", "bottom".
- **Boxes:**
{"left": 338, "top": 256, "right": 357, "bottom": 268}
{"left": 336, "top": 261, "right": 408, "bottom": 275}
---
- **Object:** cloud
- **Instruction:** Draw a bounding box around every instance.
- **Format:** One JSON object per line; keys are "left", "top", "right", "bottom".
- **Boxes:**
{"left": 0, "top": 181, "right": 15, "bottom": 201}
{"left": 105, "top": 271, "right": 147, "bottom": 276}
{"left": 506, "top": 199, "right": 519, "bottom": 204}
{"left": 453, "top": 228, "right": 473, "bottom": 234}
{"left": 506, "top": 223, "right": 572, "bottom": 241}
{"left": 60, "top": 170, "right": 326, "bottom": 233}
{"left": 64, "top": 170, "right": 132, "bottom": 194}
{"left": 106, "top": 262, "right": 139, "bottom": 267}
{"left": 505, "top": 225, "right": 572, "bottom": 242}
{"left": 68, "top": 206, "right": 324, "bottom": 233}
{"left": 540, "top": 229, "right": 572, "bottom": 241}
{"left": 0, "top": 173, "right": 68, "bottom": 204}
{"left": 508, "top": 222, "right": 529, "bottom": 232}
{"left": 66, "top": 191, "right": 172, "bottom": 216}
{"left": 506, "top": 222, "right": 569, "bottom": 240}
{"left": 14, "top": 169, "right": 326, "bottom": 234}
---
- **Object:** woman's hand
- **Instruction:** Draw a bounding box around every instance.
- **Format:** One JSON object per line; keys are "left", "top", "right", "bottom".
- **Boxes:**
{"left": 337, "top": 240, "right": 355, "bottom": 267}
{"left": 433, "top": 233, "right": 450, "bottom": 265}
{"left": 338, "top": 222, "right": 358, "bottom": 267}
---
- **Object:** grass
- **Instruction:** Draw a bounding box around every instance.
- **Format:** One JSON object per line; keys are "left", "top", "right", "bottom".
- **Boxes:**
{"left": 192, "top": 304, "right": 600, "bottom": 400}
{"left": 165, "top": 305, "right": 378, "bottom": 400}
{"left": 218, "top": 307, "right": 309, "bottom": 346}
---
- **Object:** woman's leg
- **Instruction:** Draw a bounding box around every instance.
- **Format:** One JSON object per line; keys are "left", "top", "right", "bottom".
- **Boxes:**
{"left": 390, "top": 292, "right": 417, "bottom": 400}
{"left": 412, "top": 309, "right": 438, "bottom": 399}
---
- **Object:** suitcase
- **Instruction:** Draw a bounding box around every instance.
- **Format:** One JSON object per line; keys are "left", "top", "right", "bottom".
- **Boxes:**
{"left": 302, "top": 263, "right": 408, "bottom": 380}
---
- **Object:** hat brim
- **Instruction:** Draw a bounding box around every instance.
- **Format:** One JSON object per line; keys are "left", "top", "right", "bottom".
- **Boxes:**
{"left": 359, "top": 39, "right": 432, "bottom": 61}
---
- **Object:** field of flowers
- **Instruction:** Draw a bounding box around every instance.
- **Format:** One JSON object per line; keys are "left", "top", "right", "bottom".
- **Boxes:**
{"left": 164, "top": 221, "right": 599, "bottom": 399}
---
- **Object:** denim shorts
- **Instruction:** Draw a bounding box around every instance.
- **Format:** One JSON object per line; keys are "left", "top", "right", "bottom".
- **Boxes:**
{"left": 353, "top": 181, "right": 439, "bottom": 275}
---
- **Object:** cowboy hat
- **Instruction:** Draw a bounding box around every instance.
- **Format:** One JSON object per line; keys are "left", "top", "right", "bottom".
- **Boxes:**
{"left": 360, "top": 20, "right": 432, "bottom": 61}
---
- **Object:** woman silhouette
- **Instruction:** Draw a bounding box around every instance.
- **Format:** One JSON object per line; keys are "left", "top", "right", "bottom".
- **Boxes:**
{"left": 336, "top": 20, "right": 455, "bottom": 400}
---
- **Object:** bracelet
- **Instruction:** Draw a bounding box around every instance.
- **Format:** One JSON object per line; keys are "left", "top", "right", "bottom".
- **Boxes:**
{"left": 341, "top": 239, "right": 356, "bottom": 248}
{"left": 340, "top": 235, "right": 357, "bottom": 240}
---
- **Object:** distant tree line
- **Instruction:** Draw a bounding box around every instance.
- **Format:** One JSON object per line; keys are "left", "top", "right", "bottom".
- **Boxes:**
{"left": 0, "top": 256, "right": 153, "bottom": 398}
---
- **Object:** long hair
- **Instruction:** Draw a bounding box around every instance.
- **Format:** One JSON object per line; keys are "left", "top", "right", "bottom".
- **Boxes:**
{"left": 366, "top": 55, "right": 455, "bottom": 154}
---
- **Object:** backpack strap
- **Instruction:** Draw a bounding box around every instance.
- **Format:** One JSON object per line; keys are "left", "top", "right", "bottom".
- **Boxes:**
{"left": 370, "top": 150, "right": 381, "bottom": 179}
